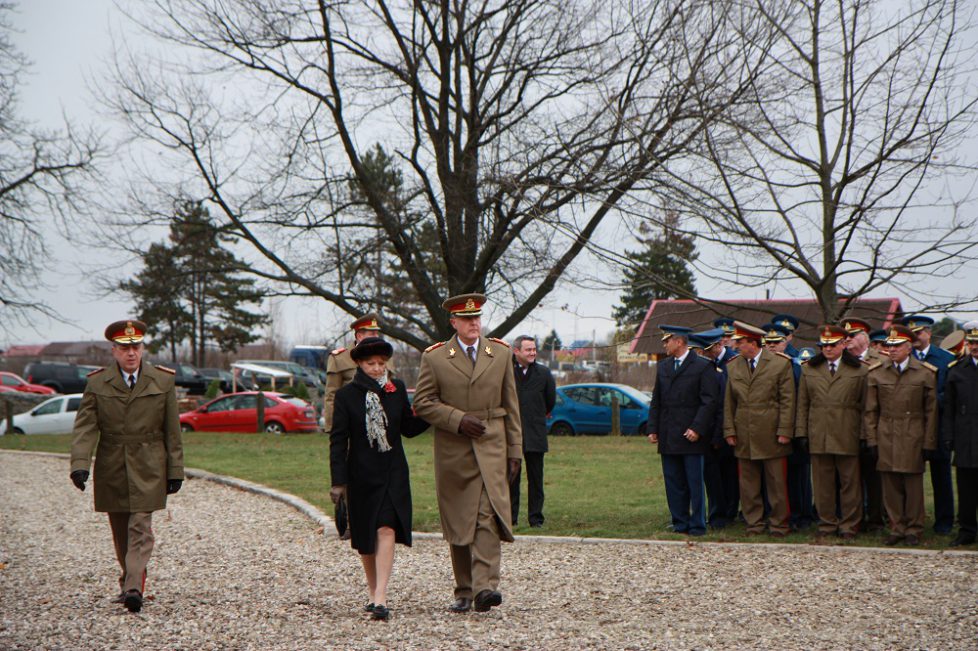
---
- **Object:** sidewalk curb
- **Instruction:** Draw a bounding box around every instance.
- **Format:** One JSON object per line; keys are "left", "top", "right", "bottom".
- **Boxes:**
{"left": 4, "top": 448, "right": 975, "bottom": 557}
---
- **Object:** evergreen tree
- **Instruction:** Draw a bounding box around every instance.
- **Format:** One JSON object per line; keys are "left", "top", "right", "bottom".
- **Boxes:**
{"left": 613, "top": 214, "right": 697, "bottom": 329}
{"left": 541, "top": 329, "right": 562, "bottom": 358}
{"left": 120, "top": 202, "right": 268, "bottom": 364}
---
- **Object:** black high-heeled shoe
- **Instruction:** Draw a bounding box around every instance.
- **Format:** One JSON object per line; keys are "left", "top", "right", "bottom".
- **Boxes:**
{"left": 371, "top": 604, "right": 390, "bottom": 621}
{"left": 364, "top": 602, "right": 376, "bottom": 612}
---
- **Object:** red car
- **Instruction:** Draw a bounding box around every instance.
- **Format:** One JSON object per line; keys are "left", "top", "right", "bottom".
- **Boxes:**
{"left": 179, "top": 391, "right": 318, "bottom": 434}
{"left": 0, "top": 371, "right": 56, "bottom": 395}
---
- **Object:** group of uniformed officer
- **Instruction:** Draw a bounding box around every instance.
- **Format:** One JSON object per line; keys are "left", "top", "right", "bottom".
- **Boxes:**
{"left": 661, "top": 313, "right": 977, "bottom": 547}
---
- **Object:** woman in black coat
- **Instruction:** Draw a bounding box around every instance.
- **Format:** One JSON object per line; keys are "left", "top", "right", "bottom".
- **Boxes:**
{"left": 329, "top": 337, "right": 428, "bottom": 621}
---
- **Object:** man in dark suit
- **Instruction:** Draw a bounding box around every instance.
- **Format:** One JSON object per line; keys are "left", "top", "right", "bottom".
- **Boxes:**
{"left": 902, "top": 314, "right": 955, "bottom": 534}
{"left": 943, "top": 325, "right": 978, "bottom": 547}
{"left": 508, "top": 335, "right": 557, "bottom": 528}
{"left": 772, "top": 313, "right": 802, "bottom": 358}
{"left": 647, "top": 325, "right": 720, "bottom": 536}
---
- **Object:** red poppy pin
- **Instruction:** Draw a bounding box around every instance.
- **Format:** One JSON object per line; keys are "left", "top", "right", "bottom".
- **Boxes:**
{"left": 384, "top": 381, "right": 396, "bottom": 393}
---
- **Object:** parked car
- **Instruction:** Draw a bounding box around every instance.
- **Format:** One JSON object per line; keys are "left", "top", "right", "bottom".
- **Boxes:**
{"left": 199, "top": 367, "right": 234, "bottom": 393}
{"left": 546, "top": 383, "right": 650, "bottom": 436}
{"left": 0, "top": 371, "right": 56, "bottom": 395}
{"left": 23, "top": 361, "right": 100, "bottom": 394}
{"left": 6, "top": 393, "right": 84, "bottom": 435}
{"left": 236, "top": 360, "right": 322, "bottom": 391}
{"left": 151, "top": 361, "right": 209, "bottom": 395}
{"left": 179, "top": 391, "right": 319, "bottom": 434}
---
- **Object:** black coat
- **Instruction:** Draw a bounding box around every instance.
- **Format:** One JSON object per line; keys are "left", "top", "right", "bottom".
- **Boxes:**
{"left": 943, "top": 358, "right": 978, "bottom": 468}
{"left": 648, "top": 352, "right": 719, "bottom": 455}
{"left": 329, "top": 370, "right": 429, "bottom": 554}
{"left": 513, "top": 360, "right": 557, "bottom": 453}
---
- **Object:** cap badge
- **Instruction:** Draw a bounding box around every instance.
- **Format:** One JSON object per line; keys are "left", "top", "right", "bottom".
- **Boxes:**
{"left": 124, "top": 322, "right": 136, "bottom": 337}
{"left": 465, "top": 298, "right": 476, "bottom": 310}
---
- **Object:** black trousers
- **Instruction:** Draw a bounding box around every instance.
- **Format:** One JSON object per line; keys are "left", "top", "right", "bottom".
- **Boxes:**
{"left": 510, "top": 451, "right": 545, "bottom": 526}
{"left": 929, "top": 457, "right": 955, "bottom": 533}
{"left": 704, "top": 445, "right": 739, "bottom": 525}
{"left": 859, "top": 445, "right": 885, "bottom": 527}
{"left": 957, "top": 467, "right": 978, "bottom": 537}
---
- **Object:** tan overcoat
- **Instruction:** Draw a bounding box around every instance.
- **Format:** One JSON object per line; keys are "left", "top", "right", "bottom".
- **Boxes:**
{"left": 413, "top": 335, "right": 522, "bottom": 545}
{"left": 864, "top": 358, "right": 938, "bottom": 473}
{"left": 70, "top": 363, "right": 184, "bottom": 512}
{"left": 796, "top": 356, "right": 869, "bottom": 455}
{"left": 724, "top": 349, "right": 795, "bottom": 460}
{"left": 323, "top": 346, "right": 396, "bottom": 431}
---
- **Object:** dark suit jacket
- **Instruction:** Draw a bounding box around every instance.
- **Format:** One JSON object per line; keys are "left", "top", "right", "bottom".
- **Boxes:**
{"left": 648, "top": 352, "right": 719, "bottom": 454}
{"left": 513, "top": 360, "right": 557, "bottom": 453}
{"left": 943, "top": 358, "right": 978, "bottom": 468}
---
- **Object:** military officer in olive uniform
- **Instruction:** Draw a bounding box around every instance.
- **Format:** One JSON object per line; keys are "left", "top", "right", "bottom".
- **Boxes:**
{"left": 724, "top": 322, "right": 796, "bottom": 537}
{"left": 864, "top": 325, "right": 938, "bottom": 546}
{"left": 70, "top": 320, "right": 184, "bottom": 613}
{"left": 413, "top": 294, "right": 522, "bottom": 614}
{"left": 796, "top": 325, "right": 869, "bottom": 539}
{"left": 323, "top": 313, "right": 392, "bottom": 432}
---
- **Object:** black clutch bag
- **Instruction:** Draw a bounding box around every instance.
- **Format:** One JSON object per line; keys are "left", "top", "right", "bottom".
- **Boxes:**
{"left": 335, "top": 496, "right": 349, "bottom": 538}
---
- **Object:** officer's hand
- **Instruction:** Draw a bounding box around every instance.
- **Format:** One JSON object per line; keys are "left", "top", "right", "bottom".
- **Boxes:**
{"left": 507, "top": 458, "right": 521, "bottom": 485}
{"left": 795, "top": 437, "right": 810, "bottom": 455}
{"left": 725, "top": 436, "right": 737, "bottom": 447}
{"left": 70, "top": 470, "right": 89, "bottom": 492}
{"left": 647, "top": 433, "right": 658, "bottom": 444}
{"left": 166, "top": 479, "right": 183, "bottom": 495}
{"left": 866, "top": 445, "right": 879, "bottom": 461}
{"left": 330, "top": 485, "right": 347, "bottom": 505}
{"left": 459, "top": 415, "right": 486, "bottom": 439}
{"left": 777, "top": 435, "right": 791, "bottom": 445}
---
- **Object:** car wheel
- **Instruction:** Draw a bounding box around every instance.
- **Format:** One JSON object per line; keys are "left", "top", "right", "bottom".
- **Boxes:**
{"left": 265, "top": 421, "right": 285, "bottom": 434}
{"left": 634, "top": 421, "right": 647, "bottom": 437}
{"left": 549, "top": 421, "right": 575, "bottom": 437}
{"left": 180, "top": 423, "right": 194, "bottom": 433}
{"left": 12, "top": 427, "right": 25, "bottom": 435}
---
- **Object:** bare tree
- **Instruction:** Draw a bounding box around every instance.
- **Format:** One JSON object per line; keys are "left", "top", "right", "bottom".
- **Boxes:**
{"left": 660, "top": 0, "right": 978, "bottom": 324}
{"left": 0, "top": 1, "right": 101, "bottom": 334}
{"left": 105, "top": 0, "right": 786, "bottom": 349}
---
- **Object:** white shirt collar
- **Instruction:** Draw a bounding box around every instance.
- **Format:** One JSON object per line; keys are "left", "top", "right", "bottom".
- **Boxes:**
{"left": 919, "top": 345, "right": 930, "bottom": 358}
{"left": 895, "top": 358, "right": 909, "bottom": 373}
{"left": 459, "top": 336, "right": 480, "bottom": 352}
{"left": 674, "top": 351, "right": 690, "bottom": 366}
{"left": 121, "top": 367, "right": 140, "bottom": 384}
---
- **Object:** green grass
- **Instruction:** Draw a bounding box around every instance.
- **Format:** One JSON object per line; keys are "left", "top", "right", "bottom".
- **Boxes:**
{"left": 1, "top": 431, "right": 957, "bottom": 548}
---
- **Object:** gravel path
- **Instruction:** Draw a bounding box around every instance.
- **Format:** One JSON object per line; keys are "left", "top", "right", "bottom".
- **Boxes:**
{"left": 2, "top": 452, "right": 976, "bottom": 650}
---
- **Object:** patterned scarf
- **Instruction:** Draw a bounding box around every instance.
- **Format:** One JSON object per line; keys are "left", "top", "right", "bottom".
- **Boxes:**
{"left": 365, "top": 371, "right": 391, "bottom": 453}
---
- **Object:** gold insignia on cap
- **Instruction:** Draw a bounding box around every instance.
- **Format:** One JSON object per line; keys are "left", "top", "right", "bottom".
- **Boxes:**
{"left": 890, "top": 328, "right": 899, "bottom": 338}
{"left": 768, "top": 329, "right": 778, "bottom": 338}
{"left": 465, "top": 298, "right": 475, "bottom": 310}
{"left": 124, "top": 321, "right": 135, "bottom": 336}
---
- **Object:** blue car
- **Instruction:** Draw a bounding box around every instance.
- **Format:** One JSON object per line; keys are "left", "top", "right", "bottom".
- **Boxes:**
{"left": 546, "top": 383, "right": 650, "bottom": 436}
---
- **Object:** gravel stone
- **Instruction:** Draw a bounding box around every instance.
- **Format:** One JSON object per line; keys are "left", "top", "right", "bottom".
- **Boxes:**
{"left": 2, "top": 452, "right": 976, "bottom": 650}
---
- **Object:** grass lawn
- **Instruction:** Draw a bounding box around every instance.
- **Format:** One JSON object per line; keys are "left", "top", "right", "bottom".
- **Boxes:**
{"left": 0, "top": 431, "right": 956, "bottom": 548}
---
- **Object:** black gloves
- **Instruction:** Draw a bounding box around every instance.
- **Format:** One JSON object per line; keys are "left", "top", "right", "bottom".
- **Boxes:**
{"left": 166, "top": 479, "right": 183, "bottom": 495}
{"left": 866, "top": 444, "right": 879, "bottom": 462}
{"left": 794, "top": 437, "right": 810, "bottom": 455}
{"left": 70, "top": 470, "right": 89, "bottom": 491}
{"left": 459, "top": 415, "right": 486, "bottom": 439}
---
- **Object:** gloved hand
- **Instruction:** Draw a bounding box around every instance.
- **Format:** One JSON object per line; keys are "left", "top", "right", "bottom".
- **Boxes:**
{"left": 166, "top": 479, "right": 183, "bottom": 495}
{"left": 507, "top": 458, "right": 521, "bottom": 485}
{"left": 70, "top": 470, "right": 89, "bottom": 492}
{"left": 330, "top": 485, "right": 347, "bottom": 505}
{"left": 458, "top": 415, "right": 486, "bottom": 439}
{"left": 866, "top": 444, "right": 879, "bottom": 462}
{"left": 794, "top": 437, "right": 810, "bottom": 455}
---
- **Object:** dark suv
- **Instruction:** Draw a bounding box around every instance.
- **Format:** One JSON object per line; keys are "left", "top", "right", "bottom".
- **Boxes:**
{"left": 153, "top": 362, "right": 209, "bottom": 395}
{"left": 23, "top": 362, "right": 100, "bottom": 394}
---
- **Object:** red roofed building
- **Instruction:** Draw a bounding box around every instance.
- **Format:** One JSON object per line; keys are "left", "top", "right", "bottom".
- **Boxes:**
{"left": 630, "top": 297, "right": 903, "bottom": 358}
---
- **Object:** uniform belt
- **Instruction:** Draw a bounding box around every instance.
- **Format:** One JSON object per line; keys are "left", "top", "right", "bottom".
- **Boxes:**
{"left": 102, "top": 433, "right": 166, "bottom": 443}
{"left": 468, "top": 407, "right": 508, "bottom": 420}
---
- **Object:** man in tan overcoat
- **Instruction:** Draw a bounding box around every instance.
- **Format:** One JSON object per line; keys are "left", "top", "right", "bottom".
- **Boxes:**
{"left": 323, "top": 313, "right": 386, "bottom": 432}
{"left": 70, "top": 319, "right": 184, "bottom": 613}
{"left": 864, "top": 324, "right": 938, "bottom": 546}
{"left": 414, "top": 293, "right": 522, "bottom": 613}
{"left": 724, "top": 321, "right": 796, "bottom": 537}
{"left": 796, "top": 325, "right": 869, "bottom": 539}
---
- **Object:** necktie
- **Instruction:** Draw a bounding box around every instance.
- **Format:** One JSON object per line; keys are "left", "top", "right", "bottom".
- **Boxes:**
{"left": 894, "top": 364, "right": 902, "bottom": 374}
{"left": 917, "top": 351, "right": 925, "bottom": 361}
{"left": 829, "top": 362, "right": 836, "bottom": 376}
{"left": 128, "top": 374, "right": 136, "bottom": 390}
{"left": 673, "top": 359, "right": 680, "bottom": 372}
{"left": 467, "top": 345, "right": 476, "bottom": 366}
{"left": 749, "top": 358, "right": 756, "bottom": 373}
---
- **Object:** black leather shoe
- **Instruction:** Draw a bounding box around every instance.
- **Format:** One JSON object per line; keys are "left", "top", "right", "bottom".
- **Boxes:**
{"left": 904, "top": 534, "right": 920, "bottom": 546}
{"left": 364, "top": 602, "right": 376, "bottom": 612}
{"left": 883, "top": 534, "right": 903, "bottom": 546}
{"left": 123, "top": 589, "right": 143, "bottom": 613}
{"left": 473, "top": 589, "right": 502, "bottom": 612}
{"left": 950, "top": 534, "right": 976, "bottom": 547}
{"left": 449, "top": 597, "right": 472, "bottom": 613}
{"left": 371, "top": 605, "right": 390, "bottom": 621}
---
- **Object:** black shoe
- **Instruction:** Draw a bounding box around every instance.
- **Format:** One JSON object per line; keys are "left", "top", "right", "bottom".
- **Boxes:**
{"left": 364, "top": 602, "right": 376, "bottom": 612}
{"left": 449, "top": 597, "right": 472, "bottom": 613}
{"left": 950, "top": 534, "right": 976, "bottom": 547}
{"left": 883, "top": 534, "right": 904, "bottom": 546}
{"left": 473, "top": 589, "right": 502, "bottom": 613}
{"left": 371, "top": 605, "right": 390, "bottom": 621}
{"left": 529, "top": 522, "right": 543, "bottom": 528}
{"left": 904, "top": 534, "right": 920, "bottom": 546}
{"left": 123, "top": 590, "right": 143, "bottom": 613}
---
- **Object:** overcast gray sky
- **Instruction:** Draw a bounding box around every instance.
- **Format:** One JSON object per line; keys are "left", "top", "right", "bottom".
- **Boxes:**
{"left": 5, "top": 0, "right": 977, "bottom": 351}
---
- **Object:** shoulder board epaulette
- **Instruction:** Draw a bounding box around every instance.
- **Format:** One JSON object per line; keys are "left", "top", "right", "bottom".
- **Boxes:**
{"left": 424, "top": 341, "right": 447, "bottom": 353}
{"left": 86, "top": 367, "right": 105, "bottom": 377}
{"left": 948, "top": 358, "right": 960, "bottom": 368}
{"left": 488, "top": 337, "right": 510, "bottom": 348}
{"left": 860, "top": 358, "right": 872, "bottom": 365}
{"left": 155, "top": 365, "right": 176, "bottom": 375}
{"left": 867, "top": 361, "right": 883, "bottom": 371}
{"left": 331, "top": 347, "right": 346, "bottom": 356}
{"left": 776, "top": 352, "right": 793, "bottom": 360}
{"left": 800, "top": 359, "right": 809, "bottom": 365}
{"left": 921, "top": 361, "right": 938, "bottom": 372}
